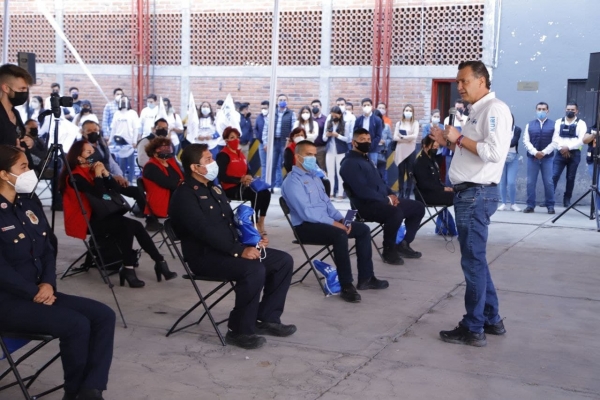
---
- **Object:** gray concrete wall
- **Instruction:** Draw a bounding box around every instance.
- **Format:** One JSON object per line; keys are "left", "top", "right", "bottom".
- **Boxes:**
{"left": 492, "top": 0, "right": 600, "bottom": 205}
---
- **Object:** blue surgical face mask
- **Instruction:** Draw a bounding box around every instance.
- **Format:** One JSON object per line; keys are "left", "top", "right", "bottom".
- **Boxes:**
{"left": 278, "top": 100, "right": 287, "bottom": 109}
{"left": 537, "top": 110, "right": 547, "bottom": 120}
{"left": 301, "top": 155, "right": 318, "bottom": 172}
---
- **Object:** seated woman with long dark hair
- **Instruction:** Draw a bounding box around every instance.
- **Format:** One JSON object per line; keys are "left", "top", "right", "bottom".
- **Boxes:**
{"left": 142, "top": 137, "right": 184, "bottom": 218}
{"left": 216, "top": 127, "right": 271, "bottom": 235}
{"left": 412, "top": 135, "right": 454, "bottom": 206}
{"left": 284, "top": 127, "right": 331, "bottom": 196}
{"left": 0, "top": 145, "right": 115, "bottom": 400}
{"left": 60, "top": 140, "right": 177, "bottom": 288}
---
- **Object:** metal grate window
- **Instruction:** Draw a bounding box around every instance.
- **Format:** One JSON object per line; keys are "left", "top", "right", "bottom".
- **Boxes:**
{"left": 6, "top": 14, "right": 56, "bottom": 64}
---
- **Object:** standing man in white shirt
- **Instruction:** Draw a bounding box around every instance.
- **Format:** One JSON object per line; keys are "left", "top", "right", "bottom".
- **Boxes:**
{"left": 522, "top": 102, "right": 556, "bottom": 214}
{"left": 430, "top": 61, "right": 511, "bottom": 347}
{"left": 551, "top": 101, "right": 587, "bottom": 208}
{"left": 138, "top": 94, "right": 159, "bottom": 138}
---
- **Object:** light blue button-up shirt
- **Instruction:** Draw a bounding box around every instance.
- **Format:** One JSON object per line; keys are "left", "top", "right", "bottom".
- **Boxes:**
{"left": 281, "top": 166, "right": 343, "bottom": 226}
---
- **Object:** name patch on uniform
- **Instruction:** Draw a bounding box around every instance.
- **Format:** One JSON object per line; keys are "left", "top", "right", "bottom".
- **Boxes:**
{"left": 1, "top": 225, "right": 15, "bottom": 232}
{"left": 489, "top": 116, "right": 496, "bottom": 133}
{"left": 25, "top": 210, "right": 39, "bottom": 225}
{"left": 200, "top": 196, "right": 208, "bottom": 199}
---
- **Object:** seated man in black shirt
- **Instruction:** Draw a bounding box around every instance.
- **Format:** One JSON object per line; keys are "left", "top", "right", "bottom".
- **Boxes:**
{"left": 169, "top": 144, "right": 296, "bottom": 349}
{"left": 340, "top": 128, "right": 425, "bottom": 265}
{"left": 413, "top": 135, "right": 454, "bottom": 206}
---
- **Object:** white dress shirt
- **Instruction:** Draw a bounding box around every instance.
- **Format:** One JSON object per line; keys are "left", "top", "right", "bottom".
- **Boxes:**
{"left": 448, "top": 92, "right": 512, "bottom": 186}
{"left": 551, "top": 117, "right": 587, "bottom": 151}
{"left": 522, "top": 118, "right": 556, "bottom": 157}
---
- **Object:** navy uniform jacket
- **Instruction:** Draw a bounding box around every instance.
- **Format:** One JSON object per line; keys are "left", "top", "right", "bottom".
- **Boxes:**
{"left": 340, "top": 150, "right": 394, "bottom": 210}
{"left": 0, "top": 194, "right": 56, "bottom": 302}
{"left": 169, "top": 177, "right": 246, "bottom": 269}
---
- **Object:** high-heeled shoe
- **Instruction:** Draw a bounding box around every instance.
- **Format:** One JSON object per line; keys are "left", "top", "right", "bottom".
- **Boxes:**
{"left": 154, "top": 260, "right": 177, "bottom": 282}
{"left": 119, "top": 267, "right": 145, "bottom": 288}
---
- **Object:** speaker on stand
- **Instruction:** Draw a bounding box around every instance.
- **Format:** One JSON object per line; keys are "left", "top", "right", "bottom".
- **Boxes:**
{"left": 17, "top": 52, "right": 36, "bottom": 82}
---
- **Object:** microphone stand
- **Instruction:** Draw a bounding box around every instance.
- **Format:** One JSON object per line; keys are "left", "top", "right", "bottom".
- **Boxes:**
{"left": 32, "top": 114, "right": 128, "bottom": 327}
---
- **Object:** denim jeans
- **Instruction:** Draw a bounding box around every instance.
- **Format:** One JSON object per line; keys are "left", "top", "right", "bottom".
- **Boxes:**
{"left": 454, "top": 186, "right": 501, "bottom": 333}
{"left": 271, "top": 138, "right": 285, "bottom": 188}
{"left": 117, "top": 153, "right": 136, "bottom": 184}
{"left": 499, "top": 152, "right": 519, "bottom": 204}
{"left": 552, "top": 150, "right": 581, "bottom": 203}
{"left": 258, "top": 143, "right": 267, "bottom": 178}
{"left": 526, "top": 156, "right": 554, "bottom": 208}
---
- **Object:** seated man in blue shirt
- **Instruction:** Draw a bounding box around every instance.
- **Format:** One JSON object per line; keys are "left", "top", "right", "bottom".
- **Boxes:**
{"left": 281, "top": 140, "right": 389, "bottom": 303}
{"left": 340, "top": 128, "right": 425, "bottom": 265}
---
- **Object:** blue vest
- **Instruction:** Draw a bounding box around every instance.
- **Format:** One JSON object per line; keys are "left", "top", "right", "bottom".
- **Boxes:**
{"left": 527, "top": 118, "right": 555, "bottom": 158}
{"left": 559, "top": 117, "right": 579, "bottom": 138}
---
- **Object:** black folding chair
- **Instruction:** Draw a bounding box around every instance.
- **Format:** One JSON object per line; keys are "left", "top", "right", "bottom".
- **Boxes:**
{"left": 279, "top": 197, "right": 333, "bottom": 294}
{"left": 0, "top": 332, "right": 63, "bottom": 400}
{"left": 61, "top": 234, "right": 128, "bottom": 281}
{"left": 163, "top": 219, "right": 235, "bottom": 346}
{"left": 136, "top": 178, "right": 175, "bottom": 259}
{"left": 409, "top": 172, "right": 451, "bottom": 238}
{"left": 342, "top": 183, "right": 385, "bottom": 261}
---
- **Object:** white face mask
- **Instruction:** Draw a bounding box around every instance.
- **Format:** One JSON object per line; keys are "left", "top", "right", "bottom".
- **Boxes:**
{"left": 432, "top": 117, "right": 440, "bottom": 124}
{"left": 293, "top": 136, "right": 304, "bottom": 144}
{"left": 363, "top": 106, "right": 372, "bottom": 115}
{"left": 8, "top": 170, "right": 38, "bottom": 193}
{"left": 147, "top": 102, "right": 156, "bottom": 109}
{"left": 30, "top": 101, "right": 40, "bottom": 109}
{"left": 301, "top": 113, "right": 311, "bottom": 121}
{"left": 115, "top": 94, "right": 122, "bottom": 102}
{"left": 199, "top": 161, "right": 219, "bottom": 181}
{"left": 201, "top": 107, "right": 211, "bottom": 116}
{"left": 404, "top": 111, "right": 413, "bottom": 119}
{"left": 261, "top": 109, "right": 268, "bottom": 116}
{"left": 378, "top": 108, "right": 386, "bottom": 116}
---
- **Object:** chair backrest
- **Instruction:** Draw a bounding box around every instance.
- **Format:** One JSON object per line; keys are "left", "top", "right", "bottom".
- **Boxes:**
{"left": 279, "top": 196, "right": 291, "bottom": 215}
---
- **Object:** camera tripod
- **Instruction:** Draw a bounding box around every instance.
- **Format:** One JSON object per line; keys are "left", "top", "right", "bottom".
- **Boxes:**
{"left": 552, "top": 129, "right": 600, "bottom": 231}
{"left": 32, "top": 116, "right": 127, "bottom": 327}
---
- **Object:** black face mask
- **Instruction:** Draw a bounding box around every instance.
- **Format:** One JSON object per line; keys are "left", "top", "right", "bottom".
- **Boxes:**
{"left": 9, "top": 89, "right": 29, "bottom": 107}
{"left": 157, "top": 152, "right": 174, "bottom": 160}
{"left": 155, "top": 128, "right": 168, "bottom": 137}
{"left": 355, "top": 141, "right": 371, "bottom": 153}
{"left": 566, "top": 111, "right": 575, "bottom": 119}
{"left": 428, "top": 148, "right": 437, "bottom": 158}
{"left": 332, "top": 117, "right": 340, "bottom": 123}
{"left": 312, "top": 107, "right": 320, "bottom": 115}
{"left": 87, "top": 131, "right": 100, "bottom": 144}
{"left": 72, "top": 93, "right": 79, "bottom": 100}
{"left": 28, "top": 128, "right": 38, "bottom": 137}
{"left": 85, "top": 153, "right": 99, "bottom": 165}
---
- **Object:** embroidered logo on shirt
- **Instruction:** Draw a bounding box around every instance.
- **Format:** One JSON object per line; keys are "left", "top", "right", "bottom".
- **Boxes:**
{"left": 0, "top": 203, "right": 6, "bottom": 209}
{"left": 18, "top": 233, "right": 25, "bottom": 239}
{"left": 213, "top": 186, "right": 222, "bottom": 195}
{"left": 1, "top": 225, "right": 15, "bottom": 232}
{"left": 25, "top": 210, "right": 39, "bottom": 225}
{"left": 489, "top": 116, "right": 496, "bottom": 132}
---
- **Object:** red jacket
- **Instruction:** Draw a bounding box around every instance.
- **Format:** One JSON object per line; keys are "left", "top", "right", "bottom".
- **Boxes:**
{"left": 142, "top": 157, "right": 183, "bottom": 218}
{"left": 220, "top": 146, "right": 248, "bottom": 191}
{"left": 63, "top": 165, "right": 93, "bottom": 240}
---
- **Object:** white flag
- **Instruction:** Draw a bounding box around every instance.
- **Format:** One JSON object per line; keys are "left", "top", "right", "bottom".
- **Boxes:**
{"left": 186, "top": 92, "right": 199, "bottom": 143}
{"left": 215, "top": 93, "right": 241, "bottom": 135}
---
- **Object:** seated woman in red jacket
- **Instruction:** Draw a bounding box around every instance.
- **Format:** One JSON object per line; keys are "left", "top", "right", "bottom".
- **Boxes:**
{"left": 283, "top": 127, "right": 331, "bottom": 196}
{"left": 60, "top": 140, "right": 177, "bottom": 288}
{"left": 412, "top": 135, "right": 454, "bottom": 206}
{"left": 216, "top": 127, "right": 271, "bottom": 235}
{"left": 142, "top": 137, "right": 183, "bottom": 218}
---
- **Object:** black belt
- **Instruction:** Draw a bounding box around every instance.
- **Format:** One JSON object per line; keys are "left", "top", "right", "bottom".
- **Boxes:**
{"left": 453, "top": 182, "right": 497, "bottom": 192}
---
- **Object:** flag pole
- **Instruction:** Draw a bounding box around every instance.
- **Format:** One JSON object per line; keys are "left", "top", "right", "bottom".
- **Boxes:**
{"left": 265, "top": 0, "right": 280, "bottom": 186}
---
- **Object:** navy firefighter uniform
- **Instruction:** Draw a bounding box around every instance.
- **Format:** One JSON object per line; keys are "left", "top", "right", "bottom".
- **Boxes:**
{"left": 169, "top": 177, "right": 294, "bottom": 335}
{"left": 0, "top": 193, "right": 116, "bottom": 395}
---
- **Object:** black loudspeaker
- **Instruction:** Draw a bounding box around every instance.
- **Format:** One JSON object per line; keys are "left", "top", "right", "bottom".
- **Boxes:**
{"left": 586, "top": 52, "right": 600, "bottom": 92}
{"left": 17, "top": 52, "right": 36, "bottom": 82}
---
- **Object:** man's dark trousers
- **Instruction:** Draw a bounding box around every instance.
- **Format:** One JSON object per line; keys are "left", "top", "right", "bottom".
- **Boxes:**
{"left": 294, "top": 221, "right": 373, "bottom": 284}
{"left": 357, "top": 199, "right": 425, "bottom": 248}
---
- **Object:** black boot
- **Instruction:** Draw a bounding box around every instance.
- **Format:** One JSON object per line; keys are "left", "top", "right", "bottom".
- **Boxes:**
{"left": 62, "top": 391, "right": 78, "bottom": 400}
{"left": 119, "top": 267, "right": 145, "bottom": 288}
{"left": 382, "top": 246, "right": 404, "bottom": 265}
{"left": 77, "top": 388, "right": 104, "bottom": 400}
{"left": 154, "top": 260, "right": 177, "bottom": 282}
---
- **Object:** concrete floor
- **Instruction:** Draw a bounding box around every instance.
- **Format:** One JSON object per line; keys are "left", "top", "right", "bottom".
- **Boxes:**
{"left": 1, "top": 195, "right": 599, "bottom": 400}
